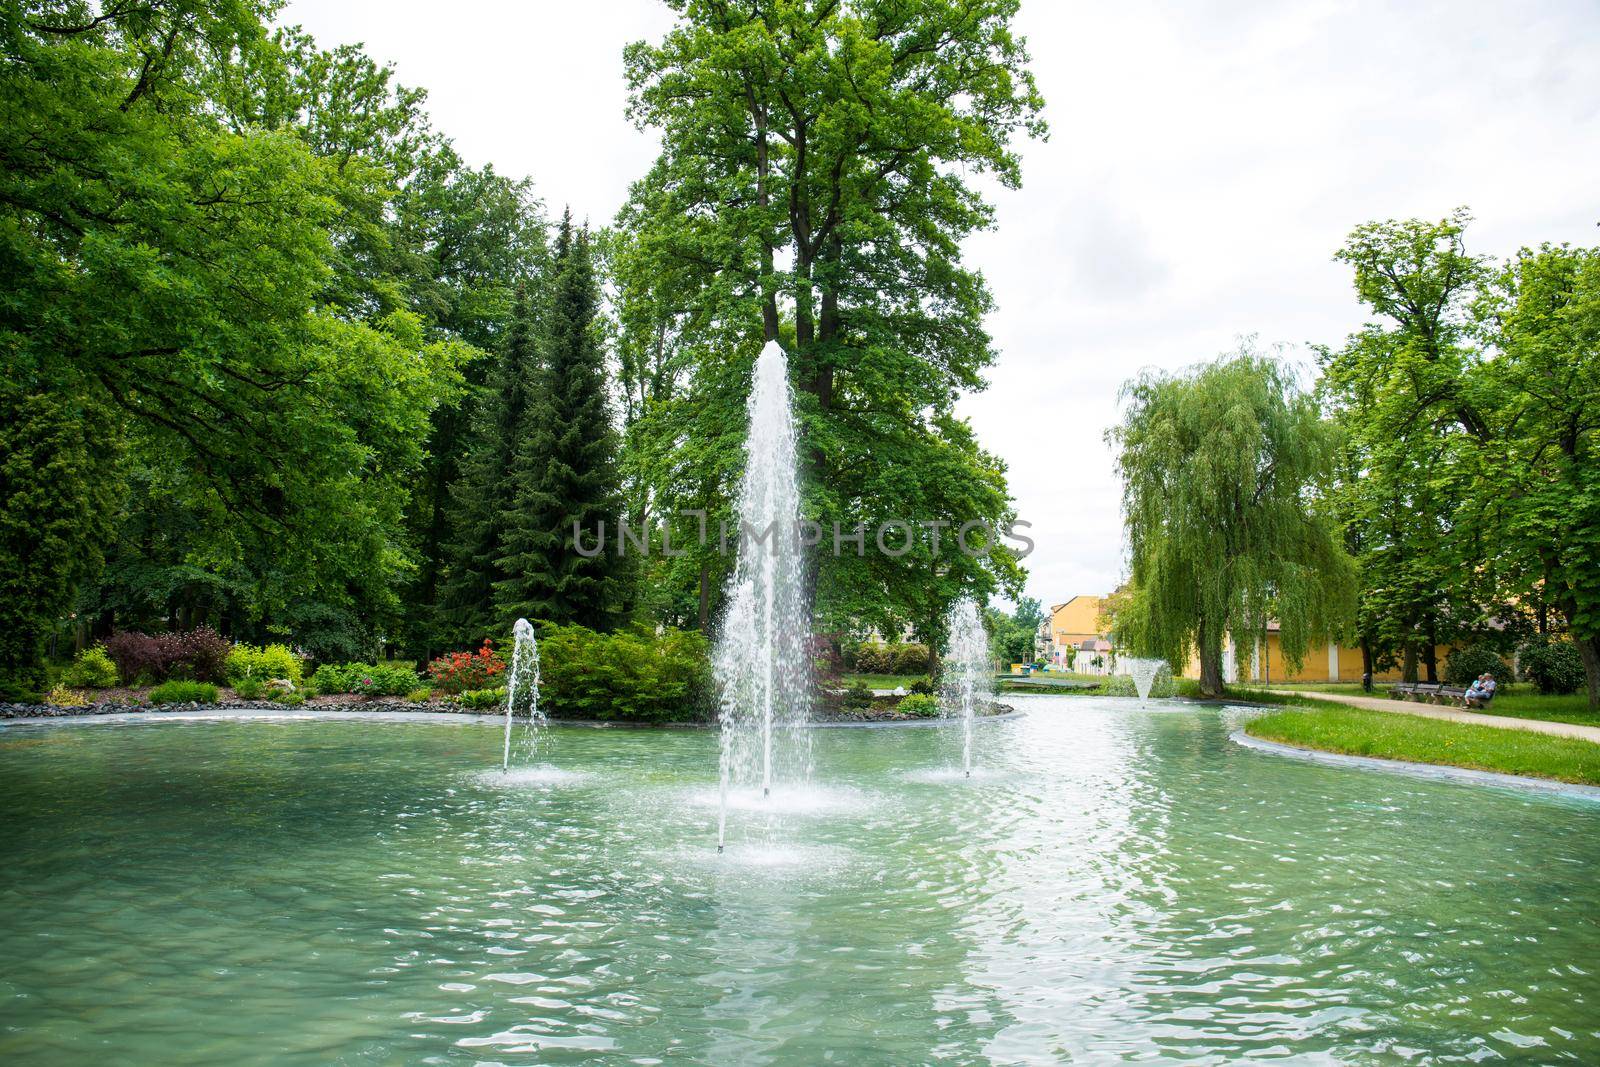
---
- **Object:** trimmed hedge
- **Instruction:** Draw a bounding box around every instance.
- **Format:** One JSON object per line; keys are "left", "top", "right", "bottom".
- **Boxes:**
{"left": 1518, "top": 637, "right": 1585, "bottom": 695}
{"left": 538, "top": 624, "right": 712, "bottom": 723}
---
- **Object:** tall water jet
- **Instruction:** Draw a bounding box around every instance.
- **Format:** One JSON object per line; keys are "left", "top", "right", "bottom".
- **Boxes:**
{"left": 713, "top": 341, "right": 811, "bottom": 852}
{"left": 941, "top": 597, "right": 991, "bottom": 777}
{"left": 502, "top": 618, "right": 543, "bottom": 772}
{"left": 1123, "top": 657, "right": 1166, "bottom": 704}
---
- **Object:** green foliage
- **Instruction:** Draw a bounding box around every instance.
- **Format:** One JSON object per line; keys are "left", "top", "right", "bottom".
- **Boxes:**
{"left": 0, "top": 391, "right": 121, "bottom": 695}
{"left": 62, "top": 646, "right": 120, "bottom": 689}
{"left": 233, "top": 677, "right": 264, "bottom": 700}
{"left": 841, "top": 682, "right": 874, "bottom": 711}
{"left": 989, "top": 598, "right": 1043, "bottom": 666}
{"left": 496, "top": 216, "right": 630, "bottom": 630}
{"left": 311, "top": 662, "right": 419, "bottom": 698}
{"left": 897, "top": 693, "right": 940, "bottom": 718}
{"left": 226, "top": 644, "right": 304, "bottom": 685}
{"left": 455, "top": 687, "right": 506, "bottom": 711}
{"left": 277, "top": 691, "right": 305, "bottom": 707}
{"left": 908, "top": 677, "right": 935, "bottom": 696}
{"left": 45, "top": 684, "right": 91, "bottom": 708}
{"left": 1444, "top": 645, "right": 1509, "bottom": 687}
{"left": 893, "top": 644, "right": 932, "bottom": 675}
{"left": 537, "top": 624, "right": 712, "bottom": 723}
{"left": 405, "top": 688, "right": 434, "bottom": 703}
{"left": 1517, "top": 638, "right": 1585, "bottom": 695}
{"left": 617, "top": 0, "right": 1042, "bottom": 636}
{"left": 148, "top": 681, "right": 219, "bottom": 705}
{"left": 1110, "top": 348, "right": 1355, "bottom": 696}
{"left": 854, "top": 643, "right": 892, "bottom": 674}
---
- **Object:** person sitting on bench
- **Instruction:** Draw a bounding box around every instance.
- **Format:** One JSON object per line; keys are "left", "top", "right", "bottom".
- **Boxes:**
{"left": 1465, "top": 673, "right": 1497, "bottom": 708}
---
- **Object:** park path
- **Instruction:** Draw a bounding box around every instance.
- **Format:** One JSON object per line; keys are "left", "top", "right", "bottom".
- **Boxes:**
{"left": 1294, "top": 690, "right": 1600, "bottom": 744}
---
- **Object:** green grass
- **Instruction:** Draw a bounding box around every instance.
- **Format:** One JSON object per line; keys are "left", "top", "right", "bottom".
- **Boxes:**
{"left": 1245, "top": 704, "right": 1600, "bottom": 786}
{"left": 839, "top": 673, "right": 928, "bottom": 690}
{"left": 1255, "top": 681, "right": 1600, "bottom": 727}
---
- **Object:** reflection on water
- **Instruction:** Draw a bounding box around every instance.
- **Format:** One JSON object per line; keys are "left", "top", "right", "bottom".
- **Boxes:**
{"left": 0, "top": 698, "right": 1597, "bottom": 1064}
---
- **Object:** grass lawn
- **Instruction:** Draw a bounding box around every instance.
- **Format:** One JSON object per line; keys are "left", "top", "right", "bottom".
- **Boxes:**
{"left": 1256, "top": 681, "right": 1600, "bottom": 727}
{"left": 838, "top": 673, "right": 929, "bottom": 689}
{"left": 1244, "top": 704, "right": 1600, "bottom": 786}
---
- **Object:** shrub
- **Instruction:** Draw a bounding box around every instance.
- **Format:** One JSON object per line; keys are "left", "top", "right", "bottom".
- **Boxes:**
{"left": 226, "top": 643, "right": 304, "bottom": 686}
{"left": 908, "top": 676, "right": 935, "bottom": 695}
{"left": 898, "top": 693, "right": 939, "bottom": 717}
{"left": 1445, "top": 644, "right": 1510, "bottom": 686}
{"left": 148, "top": 680, "right": 219, "bottom": 705}
{"left": 233, "top": 676, "right": 264, "bottom": 700}
{"left": 311, "top": 661, "right": 419, "bottom": 698}
{"left": 456, "top": 687, "right": 507, "bottom": 711}
{"left": 841, "top": 681, "right": 873, "bottom": 710}
{"left": 45, "top": 683, "right": 90, "bottom": 707}
{"left": 854, "top": 642, "right": 892, "bottom": 674}
{"left": 893, "top": 643, "right": 932, "bottom": 675}
{"left": 538, "top": 624, "right": 713, "bottom": 723}
{"left": 426, "top": 640, "right": 507, "bottom": 694}
{"left": 61, "top": 645, "right": 119, "bottom": 689}
{"left": 103, "top": 627, "right": 229, "bottom": 684}
{"left": 278, "top": 691, "right": 305, "bottom": 707}
{"left": 1518, "top": 638, "right": 1585, "bottom": 695}
{"left": 405, "top": 688, "right": 433, "bottom": 703}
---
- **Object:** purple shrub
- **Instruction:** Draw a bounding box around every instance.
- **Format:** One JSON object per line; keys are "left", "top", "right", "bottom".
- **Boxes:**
{"left": 103, "top": 627, "right": 231, "bottom": 685}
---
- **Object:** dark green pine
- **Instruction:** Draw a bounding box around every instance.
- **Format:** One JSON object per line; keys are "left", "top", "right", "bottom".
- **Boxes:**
{"left": 440, "top": 281, "right": 541, "bottom": 642}
{"left": 495, "top": 212, "right": 628, "bottom": 630}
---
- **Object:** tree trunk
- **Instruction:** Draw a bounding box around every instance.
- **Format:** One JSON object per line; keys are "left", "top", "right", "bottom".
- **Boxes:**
{"left": 1196, "top": 616, "right": 1224, "bottom": 698}
{"left": 1578, "top": 634, "right": 1600, "bottom": 711}
{"left": 1402, "top": 641, "right": 1418, "bottom": 684}
{"left": 697, "top": 563, "right": 711, "bottom": 632}
{"left": 1360, "top": 638, "right": 1374, "bottom": 691}
{"left": 1422, "top": 618, "right": 1438, "bottom": 684}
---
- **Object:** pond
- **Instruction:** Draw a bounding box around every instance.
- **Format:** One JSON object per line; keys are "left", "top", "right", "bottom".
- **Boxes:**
{"left": 1, "top": 696, "right": 1596, "bottom": 1063}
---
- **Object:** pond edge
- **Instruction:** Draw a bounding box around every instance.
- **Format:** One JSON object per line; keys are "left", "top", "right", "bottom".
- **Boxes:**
{"left": 1230, "top": 729, "right": 1600, "bottom": 802}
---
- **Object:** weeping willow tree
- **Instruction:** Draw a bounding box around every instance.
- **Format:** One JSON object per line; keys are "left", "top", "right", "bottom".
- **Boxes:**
{"left": 1108, "top": 350, "right": 1355, "bottom": 696}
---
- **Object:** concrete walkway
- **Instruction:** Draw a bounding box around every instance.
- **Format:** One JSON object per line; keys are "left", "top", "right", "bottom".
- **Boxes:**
{"left": 1293, "top": 690, "right": 1600, "bottom": 744}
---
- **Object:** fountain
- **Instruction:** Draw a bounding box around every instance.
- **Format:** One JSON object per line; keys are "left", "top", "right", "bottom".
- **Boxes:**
{"left": 713, "top": 341, "right": 811, "bottom": 852}
{"left": 1122, "top": 657, "right": 1166, "bottom": 704}
{"left": 941, "top": 597, "right": 991, "bottom": 777}
{"left": 501, "top": 618, "right": 543, "bottom": 772}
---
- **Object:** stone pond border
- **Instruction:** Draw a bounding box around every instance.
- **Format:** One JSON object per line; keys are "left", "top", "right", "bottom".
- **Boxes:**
{"left": 1230, "top": 729, "right": 1600, "bottom": 802}
{"left": 0, "top": 703, "right": 1024, "bottom": 731}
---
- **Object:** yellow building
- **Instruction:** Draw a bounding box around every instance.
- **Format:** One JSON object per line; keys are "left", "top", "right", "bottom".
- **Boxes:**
{"left": 1039, "top": 595, "right": 1109, "bottom": 669}
{"left": 1182, "top": 623, "right": 1454, "bottom": 684}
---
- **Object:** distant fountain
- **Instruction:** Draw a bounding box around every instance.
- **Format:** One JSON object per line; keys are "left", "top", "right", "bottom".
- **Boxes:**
{"left": 713, "top": 341, "right": 811, "bottom": 853}
{"left": 501, "top": 618, "right": 543, "bottom": 772}
{"left": 1122, "top": 657, "right": 1165, "bottom": 704}
{"left": 941, "top": 597, "right": 990, "bottom": 778}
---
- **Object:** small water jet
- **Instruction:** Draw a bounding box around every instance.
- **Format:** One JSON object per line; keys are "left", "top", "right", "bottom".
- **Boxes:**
{"left": 713, "top": 341, "right": 811, "bottom": 853}
{"left": 1122, "top": 657, "right": 1166, "bottom": 704}
{"left": 501, "top": 618, "right": 543, "bottom": 772}
{"left": 941, "top": 597, "right": 991, "bottom": 778}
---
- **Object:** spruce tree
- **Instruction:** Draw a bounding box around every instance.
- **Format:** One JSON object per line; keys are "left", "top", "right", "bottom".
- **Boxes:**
{"left": 496, "top": 212, "right": 627, "bottom": 629}
{"left": 441, "top": 282, "right": 541, "bottom": 641}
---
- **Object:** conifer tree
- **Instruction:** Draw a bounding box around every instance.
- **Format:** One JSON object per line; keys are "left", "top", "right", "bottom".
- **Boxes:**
{"left": 441, "top": 283, "right": 542, "bottom": 641}
{"left": 496, "top": 212, "right": 627, "bottom": 629}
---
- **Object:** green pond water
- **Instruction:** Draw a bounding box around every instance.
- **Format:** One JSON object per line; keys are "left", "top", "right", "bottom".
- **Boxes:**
{"left": 1, "top": 696, "right": 1597, "bottom": 1064}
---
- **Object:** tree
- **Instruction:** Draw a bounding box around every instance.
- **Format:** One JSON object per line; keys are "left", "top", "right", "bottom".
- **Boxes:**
{"left": 1476, "top": 245, "right": 1600, "bottom": 706}
{"left": 1109, "top": 349, "right": 1355, "bottom": 696}
{"left": 441, "top": 283, "right": 543, "bottom": 641}
{"left": 618, "top": 0, "right": 1043, "bottom": 634}
{"left": 496, "top": 214, "right": 629, "bottom": 630}
{"left": 1319, "top": 209, "right": 1491, "bottom": 682}
{"left": 0, "top": 391, "right": 121, "bottom": 696}
{"left": 1, "top": 2, "right": 469, "bottom": 670}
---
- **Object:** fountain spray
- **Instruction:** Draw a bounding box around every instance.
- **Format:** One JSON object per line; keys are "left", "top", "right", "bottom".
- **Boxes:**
{"left": 712, "top": 341, "right": 811, "bottom": 852}
{"left": 502, "top": 618, "right": 542, "bottom": 772}
{"left": 941, "top": 597, "right": 991, "bottom": 778}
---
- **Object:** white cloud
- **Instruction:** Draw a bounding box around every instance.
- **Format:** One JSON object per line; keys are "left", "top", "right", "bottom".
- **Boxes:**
{"left": 284, "top": 0, "right": 1600, "bottom": 608}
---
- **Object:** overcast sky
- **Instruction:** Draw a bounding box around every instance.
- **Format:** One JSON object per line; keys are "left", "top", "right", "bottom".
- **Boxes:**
{"left": 284, "top": 0, "right": 1600, "bottom": 609}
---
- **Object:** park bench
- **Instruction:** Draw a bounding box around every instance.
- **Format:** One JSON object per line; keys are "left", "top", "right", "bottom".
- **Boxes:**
{"left": 1388, "top": 681, "right": 1474, "bottom": 706}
